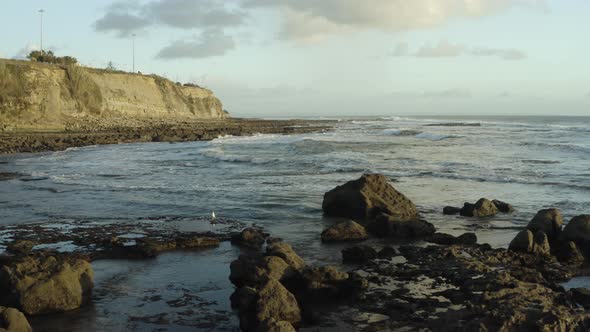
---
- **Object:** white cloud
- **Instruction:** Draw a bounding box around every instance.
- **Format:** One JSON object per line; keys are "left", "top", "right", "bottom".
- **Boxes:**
{"left": 156, "top": 29, "right": 235, "bottom": 59}
{"left": 392, "top": 40, "right": 527, "bottom": 60}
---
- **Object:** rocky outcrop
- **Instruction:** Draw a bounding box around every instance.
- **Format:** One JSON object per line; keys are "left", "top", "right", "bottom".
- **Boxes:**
{"left": 256, "top": 319, "right": 296, "bottom": 332}
{"left": 0, "top": 306, "right": 32, "bottom": 332}
{"left": 561, "top": 215, "right": 590, "bottom": 256}
{"left": 442, "top": 206, "right": 461, "bottom": 215}
{"left": 320, "top": 220, "right": 368, "bottom": 243}
{"left": 342, "top": 246, "right": 377, "bottom": 264}
{"left": 427, "top": 232, "right": 477, "bottom": 246}
{"left": 322, "top": 174, "right": 418, "bottom": 221}
{"left": 231, "top": 228, "right": 267, "bottom": 249}
{"left": 0, "top": 59, "right": 227, "bottom": 132}
{"left": 527, "top": 208, "right": 564, "bottom": 241}
{"left": 0, "top": 256, "right": 93, "bottom": 315}
{"left": 266, "top": 242, "right": 305, "bottom": 271}
{"left": 366, "top": 214, "right": 435, "bottom": 238}
{"left": 509, "top": 230, "right": 550, "bottom": 256}
{"left": 460, "top": 198, "right": 499, "bottom": 217}
{"left": 229, "top": 255, "right": 295, "bottom": 288}
{"left": 492, "top": 199, "right": 514, "bottom": 213}
{"left": 298, "top": 266, "right": 349, "bottom": 298}
{"left": 256, "top": 279, "right": 301, "bottom": 328}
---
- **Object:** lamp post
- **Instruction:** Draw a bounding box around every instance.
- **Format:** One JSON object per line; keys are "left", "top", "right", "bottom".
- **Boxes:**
{"left": 39, "top": 9, "right": 45, "bottom": 52}
{"left": 132, "top": 33, "right": 136, "bottom": 73}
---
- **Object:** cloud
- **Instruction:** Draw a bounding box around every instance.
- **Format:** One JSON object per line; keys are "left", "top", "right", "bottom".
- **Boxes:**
{"left": 244, "top": 0, "right": 545, "bottom": 42}
{"left": 156, "top": 29, "right": 235, "bottom": 59}
{"left": 94, "top": 0, "right": 246, "bottom": 37}
{"left": 415, "top": 40, "right": 464, "bottom": 58}
{"left": 391, "top": 40, "right": 527, "bottom": 60}
{"left": 422, "top": 88, "right": 472, "bottom": 98}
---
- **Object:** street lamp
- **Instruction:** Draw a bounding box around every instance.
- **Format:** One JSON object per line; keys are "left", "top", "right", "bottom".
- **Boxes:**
{"left": 132, "top": 33, "right": 136, "bottom": 73}
{"left": 38, "top": 9, "right": 45, "bottom": 52}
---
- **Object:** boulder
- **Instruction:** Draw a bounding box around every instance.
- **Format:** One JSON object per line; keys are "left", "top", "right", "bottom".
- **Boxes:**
{"left": 460, "top": 198, "right": 499, "bottom": 218}
{"left": 561, "top": 215, "right": 590, "bottom": 256}
{"left": 508, "top": 230, "right": 550, "bottom": 256}
{"left": 231, "top": 228, "right": 266, "bottom": 249}
{"left": 527, "top": 208, "right": 564, "bottom": 241}
{"left": 256, "top": 279, "right": 301, "bottom": 327}
{"left": 555, "top": 241, "right": 585, "bottom": 265}
{"left": 0, "top": 306, "right": 32, "bottom": 332}
{"left": 266, "top": 242, "right": 305, "bottom": 270}
{"left": 366, "top": 214, "right": 435, "bottom": 238}
{"left": 229, "top": 255, "right": 295, "bottom": 288}
{"left": 175, "top": 236, "right": 219, "bottom": 249}
{"left": 443, "top": 206, "right": 462, "bottom": 215}
{"left": 492, "top": 199, "right": 514, "bottom": 213}
{"left": 322, "top": 174, "right": 418, "bottom": 221}
{"left": 427, "top": 232, "right": 477, "bottom": 246}
{"left": 299, "top": 266, "right": 349, "bottom": 297}
{"left": 0, "top": 256, "right": 93, "bottom": 315}
{"left": 6, "top": 241, "right": 36, "bottom": 255}
{"left": 257, "top": 319, "right": 296, "bottom": 332}
{"left": 230, "top": 287, "right": 257, "bottom": 310}
{"left": 342, "top": 246, "right": 377, "bottom": 264}
{"left": 321, "top": 220, "right": 368, "bottom": 243}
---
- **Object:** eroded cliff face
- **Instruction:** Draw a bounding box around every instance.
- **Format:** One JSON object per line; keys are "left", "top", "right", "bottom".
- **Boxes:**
{"left": 0, "top": 59, "right": 228, "bottom": 131}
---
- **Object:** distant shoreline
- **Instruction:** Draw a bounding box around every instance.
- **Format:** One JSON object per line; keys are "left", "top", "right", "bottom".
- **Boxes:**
{"left": 0, "top": 118, "right": 334, "bottom": 155}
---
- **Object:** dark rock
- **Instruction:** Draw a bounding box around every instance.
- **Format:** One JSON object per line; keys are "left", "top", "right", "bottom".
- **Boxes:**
{"left": 508, "top": 230, "right": 550, "bottom": 256}
{"left": 298, "top": 266, "right": 349, "bottom": 298}
{"left": 321, "top": 220, "right": 368, "bottom": 243}
{"left": 555, "top": 241, "right": 585, "bottom": 265}
{"left": 443, "top": 206, "right": 461, "bottom": 215}
{"left": 366, "top": 214, "right": 435, "bottom": 239}
{"left": 6, "top": 240, "right": 36, "bottom": 255}
{"left": 230, "top": 287, "right": 257, "bottom": 310}
{"left": 0, "top": 306, "right": 32, "bottom": 332}
{"left": 0, "top": 256, "right": 93, "bottom": 315}
{"left": 492, "top": 199, "right": 514, "bottom": 213}
{"left": 561, "top": 215, "right": 590, "bottom": 257}
{"left": 175, "top": 236, "right": 219, "bottom": 249}
{"left": 257, "top": 319, "right": 296, "bottom": 332}
{"left": 322, "top": 174, "right": 418, "bottom": 221}
{"left": 427, "top": 232, "right": 477, "bottom": 245}
{"left": 342, "top": 246, "right": 377, "bottom": 264}
{"left": 460, "top": 198, "right": 499, "bottom": 217}
{"left": 377, "top": 246, "right": 399, "bottom": 259}
{"left": 571, "top": 288, "right": 590, "bottom": 309}
{"left": 231, "top": 228, "right": 266, "bottom": 249}
{"left": 527, "top": 208, "right": 564, "bottom": 242}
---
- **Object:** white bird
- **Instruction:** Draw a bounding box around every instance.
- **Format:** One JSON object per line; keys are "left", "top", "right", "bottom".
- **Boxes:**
{"left": 210, "top": 211, "right": 217, "bottom": 225}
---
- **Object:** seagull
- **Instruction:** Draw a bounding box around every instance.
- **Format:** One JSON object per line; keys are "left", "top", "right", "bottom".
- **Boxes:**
{"left": 210, "top": 211, "right": 217, "bottom": 225}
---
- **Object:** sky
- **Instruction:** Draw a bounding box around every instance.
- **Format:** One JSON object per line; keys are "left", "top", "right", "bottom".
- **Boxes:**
{"left": 1, "top": 0, "right": 589, "bottom": 117}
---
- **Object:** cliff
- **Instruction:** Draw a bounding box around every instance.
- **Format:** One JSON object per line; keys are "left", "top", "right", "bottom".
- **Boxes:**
{"left": 0, "top": 59, "right": 228, "bottom": 131}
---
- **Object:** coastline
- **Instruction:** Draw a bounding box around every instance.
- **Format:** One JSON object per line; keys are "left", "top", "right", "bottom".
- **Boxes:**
{"left": 0, "top": 118, "right": 334, "bottom": 155}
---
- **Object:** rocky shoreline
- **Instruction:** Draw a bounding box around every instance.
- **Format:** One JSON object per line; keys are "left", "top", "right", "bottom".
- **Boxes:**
{"left": 1, "top": 173, "right": 590, "bottom": 331}
{"left": 0, "top": 118, "right": 334, "bottom": 154}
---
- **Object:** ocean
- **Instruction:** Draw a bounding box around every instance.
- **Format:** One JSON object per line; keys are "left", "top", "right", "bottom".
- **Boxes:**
{"left": 1, "top": 115, "right": 589, "bottom": 330}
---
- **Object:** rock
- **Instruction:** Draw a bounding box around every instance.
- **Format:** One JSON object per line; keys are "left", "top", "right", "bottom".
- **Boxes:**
{"left": 266, "top": 242, "right": 305, "bottom": 270}
{"left": 427, "top": 232, "right": 477, "bottom": 246}
{"left": 527, "top": 208, "right": 564, "bottom": 241}
{"left": 299, "top": 266, "right": 349, "bottom": 297}
{"left": 6, "top": 241, "right": 36, "bottom": 255}
{"left": 321, "top": 220, "right": 368, "bottom": 242}
{"left": 256, "top": 279, "right": 301, "bottom": 327}
{"left": 555, "top": 241, "right": 585, "bottom": 265}
{"left": 460, "top": 198, "right": 499, "bottom": 217}
{"left": 377, "top": 246, "right": 399, "bottom": 259}
{"left": 561, "top": 215, "right": 590, "bottom": 256}
{"left": 571, "top": 288, "right": 590, "bottom": 309}
{"left": 492, "top": 199, "right": 514, "bottom": 213}
{"left": 257, "top": 319, "right": 296, "bottom": 332}
{"left": 322, "top": 174, "right": 418, "bottom": 221}
{"left": 231, "top": 228, "right": 266, "bottom": 249}
{"left": 508, "top": 230, "right": 550, "bottom": 256}
{"left": 443, "top": 206, "right": 462, "bottom": 215}
{"left": 229, "top": 255, "right": 295, "bottom": 288}
{"left": 0, "top": 306, "right": 32, "bottom": 332}
{"left": 230, "top": 287, "right": 257, "bottom": 310}
{"left": 0, "top": 256, "right": 93, "bottom": 315}
{"left": 366, "top": 214, "right": 435, "bottom": 238}
{"left": 342, "top": 245, "right": 377, "bottom": 264}
{"left": 175, "top": 236, "right": 219, "bottom": 249}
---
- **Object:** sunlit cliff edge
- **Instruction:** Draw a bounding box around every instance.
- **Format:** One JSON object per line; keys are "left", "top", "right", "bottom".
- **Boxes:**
{"left": 0, "top": 59, "right": 228, "bottom": 132}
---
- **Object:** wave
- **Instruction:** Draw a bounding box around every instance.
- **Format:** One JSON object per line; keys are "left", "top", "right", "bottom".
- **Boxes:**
{"left": 415, "top": 132, "right": 461, "bottom": 141}
{"left": 380, "top": 129, "right": 422, "bottom": 136}
{"left": 521, "top": 159, "right": 561, "bottom": 165}
{"left": 199, "top": 147, "right": 280, "bottom": 164}
{"left": 520, "top": 142, "right": 590, "bottom": 154}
